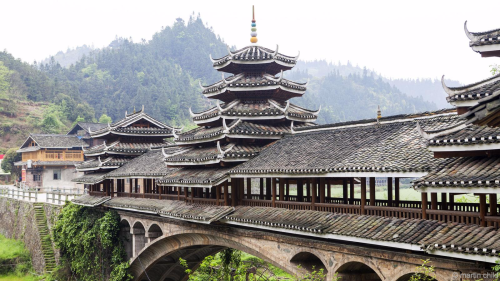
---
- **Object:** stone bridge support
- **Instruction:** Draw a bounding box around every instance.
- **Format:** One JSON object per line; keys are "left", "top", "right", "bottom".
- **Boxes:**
{"left": 119, "top": 211, "right": 489, "bottom": 281}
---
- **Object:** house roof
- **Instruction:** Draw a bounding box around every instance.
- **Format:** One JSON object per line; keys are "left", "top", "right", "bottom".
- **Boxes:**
{"left": 67, "top": 122, "right": 107, "bottom": 137}
{"left": 413, "top": 156, "right": 500, "bottom": 191}
{"left": 106, "top": 149, "right": 177, "bottom": 178}
{"left": 75, "top": 157, "right": 130, "bottom": 172}
{"left": 465, "top": 21, "right": 500, "bottom": 48}
{"left": 72, "top": 172, "right": 108, "bottom": 185}
{"left": 18, "top": 134, "right": 89, "bottom": 152}
{"left": 231, "top": 111, "right": 460, "bottom": 177}
{"left": 428, "top": 124, "right": 500, "bottom": 147}
{"left": 83, "top": 141, "right": 165, "bottom": 156}
{"left": 211, "top": 45, "right": 299, "bottom": 75}
{"left": 165, "top": 143, "right": 263, "bottom": 166}
{"left": 462, "top": 91, "right": 500, "bottom": 127}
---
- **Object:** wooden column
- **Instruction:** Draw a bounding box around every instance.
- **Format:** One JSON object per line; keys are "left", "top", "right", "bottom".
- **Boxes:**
{"left": 224, "top": 181, "right": 229, "bottom": 206}
{"left": 216, "top": 185, "right": 221, "bottom": 205}
{"left": 449, "top": 193, "right": 455, "bottom": 211}
{"left": 297, "top": 179, "right": 303, "bottom": 202}
{"left": 490, "top": 194, "right": 498, "bottom": 216}
{"left": 369, "top": 177, "right": 376, "bottom": 206}
{"left": 105, "top": 180, "right": 110, "bottom": 197}
{"left": 231, "top": 180, "right": 237, "bottom": 207}
{"left": 286, "top": 179, "right": 290, "bottom": 201}
{"left": 327, "top": 180, "right": 331, "bottom": 201}
{"left": 279, "top": 179, "right": 284, "bottom": 201}
{"left": 431, "top": 193, "right": 438, "bottom": 210}
{"left": 266, "top": 178, "right": 272, "bottom": 200}
{"left": 311, "top": 178, "right": 317, "bottom": 210}
{"left": 319, "top": 178, "right": 325, "bottom": 203}
{"left": 395, "top": 177, "right": 400, "bottom": 207}
{"left": 259, "top": 178, "right": 264, "bottom": 200}
{"left": 247, "top": 178, "right": 252, "bottom": 199}
{"left": 360, "top": 178, "right": 366, "bottom": 215}
{"left": 422, "top": 192, "right": 428, "bottom": 220}
{"left": 342, "top": 179, "right": 348, "bottom": 204}
{"left": 158, "top": 183, "right": 162, "bottom": 199}
{"left": 480, "top": 194, "right": 487, "bottom": 227}
{"left": 191, "top": 187, "right": 194, "bottom": 203}
{"left": 387, "top": 177, "right": 393, "bottom": 207}
{"left": 177, "top": 187, "right": 181, "bottom": 201}
{"left": 441, "top": 193, "right": 447, "bottom": 211}
{"left": 306, "top": 180, "right": 310, "bottom": 201}
{"left": 184, "top": 186, "right": 188, "bottom": 202}
{"left": 271, "top": 178, "right": 276, "bottom": 207}
{"left": 349, "top": 178, "right": 355, "bottom": 204}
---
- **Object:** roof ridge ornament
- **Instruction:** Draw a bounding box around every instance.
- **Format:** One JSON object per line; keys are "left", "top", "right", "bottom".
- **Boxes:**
{"left": 441, "top": 75, "right": 455, "bottom": 96}
{"left": 223, "top": 118, "right": 242, "bottom": 133}
{"left": 268, "top": 99, "right": 289, "bottom": 113}
{"left": 221, "top": 73, "right": 228, "bottom": 85}
{"left": 294, "top": 51, "right": 300, "bottom": 60}
{"left": 226, "top": 45, "right": 233, "bottom": 57}
{"left": 274, "top": 45, "right": 279, "bottom": 57}
{"left": 312, "top": 105, "right": 321, "bottom": 116}
{"left": 125, "top": 111, "right": 127, "bottom": 117}
{"left": 209, "top": 54, "right": 216, "bottom": 63}
{"left": 217, "top": 141, "right": 235, "bottom": 158}
{"left": 98, "top": 156, "right": 102, "bottom": 166}
{"left": 199, "top": 80, "right": 208, "bottom": 90}
{"left": 290, "top": 121, "right": 296, "bottom": 134}
{"left": 415, "top": 121, "right": 431, "bottom": 140}
{"left": 464, "top": 21, "right": 478, "bottom": 41}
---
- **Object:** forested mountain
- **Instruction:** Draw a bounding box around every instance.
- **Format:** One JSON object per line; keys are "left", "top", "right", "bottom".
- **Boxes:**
{"left": 293, "top": 60, "right": 461, "bottom": 109}
{"left": 0, "top": 52, "right": 95, "bottom": 152}
{"left": 40, "top": 45, "right": 95, "bottom": 68}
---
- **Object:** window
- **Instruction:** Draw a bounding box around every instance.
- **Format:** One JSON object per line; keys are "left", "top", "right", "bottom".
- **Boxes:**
{"left": 33, "top": 174, "right": 41, "bottom": 182}
{"left": 53, "top": 170, "right": 61, "bottom": 180}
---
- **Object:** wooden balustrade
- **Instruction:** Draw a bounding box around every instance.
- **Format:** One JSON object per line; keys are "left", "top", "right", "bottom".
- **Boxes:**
{"left": 365, "top": 206, "right": 422, "bottom": 219}
{"left": 241, "top": 199, "right": 272, "bottom": 207}
{"left": 89, "top": 191, "right": 106, "bottom": 196}
{"left": 22, "top": 149, "right": 84, "bottom": 162}
{"left": 315, "top": 203, "right": 361, "bottom": 214}
{"left": 427, "top": 209, "right": 481, "bottom": 225}
{"left": 275, "top": 201, "right": 312, "bottom": 210}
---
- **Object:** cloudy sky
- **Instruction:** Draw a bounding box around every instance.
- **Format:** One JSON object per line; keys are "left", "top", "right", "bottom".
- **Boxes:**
{"left": 2, "top": 0, "right": 499, "bottom": 84}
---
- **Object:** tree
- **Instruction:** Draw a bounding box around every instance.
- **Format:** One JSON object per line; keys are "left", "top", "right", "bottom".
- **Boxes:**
{"left": 1, "top": 148, "right": 21, "bottom": 176}
{"left": 99, "top": 113, "right": 112, "bottom": 124}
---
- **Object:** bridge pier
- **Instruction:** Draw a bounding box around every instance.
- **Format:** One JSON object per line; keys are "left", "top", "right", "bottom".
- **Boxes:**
{"left": 131, "top": 222, "right": 146, "bottom": 258}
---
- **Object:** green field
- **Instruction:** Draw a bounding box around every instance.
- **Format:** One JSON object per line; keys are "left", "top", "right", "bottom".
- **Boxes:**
{"left": 0, "top": 234, "right": 39, "bottom": 281}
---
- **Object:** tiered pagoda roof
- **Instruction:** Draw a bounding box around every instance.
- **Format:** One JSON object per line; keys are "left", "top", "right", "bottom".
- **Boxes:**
{"left": 210, "top": 45, "right": 299, "bottom": 75}
{"left": 191, "top": 99, "right": 318, "bottom": 126}
{"left": 83, "top": 141, "right": 165, "bottom": 157}
{"left": 75, "top": 157, "right": 131, "bottom": 172}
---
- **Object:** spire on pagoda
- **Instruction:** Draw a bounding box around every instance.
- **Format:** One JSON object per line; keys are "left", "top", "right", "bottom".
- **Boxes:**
{"left": 251, "top": 6, "right": 258, "bottom": 44}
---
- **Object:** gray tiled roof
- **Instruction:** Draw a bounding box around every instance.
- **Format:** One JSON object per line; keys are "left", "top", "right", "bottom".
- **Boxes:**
{"left": 444, "top": 74, "right": 500, "bottom": 103}
{"left": 466, "top": 22, "right": 500, "bottom": 48}
{"left": 102, "top": 197, "right": 234, "bottom": 223}
{"left": 18, "top": 134, "right": 88, "bottom": 152}
{"left": 462, "top": 91, "right": 500, "bottom": 127}
{"left": 84, "top": 141, "right": 165, "bottom": 156}
{"left": 165, "top": 144, "right": 262, "bottom": 165}
{"left": 413, "top": 157, "right": 500, "bottom": 189}
{"left": 225, "top": 206, "right": 500, "bottom": 256}
{"left": 72, "top": 195, "right": 111, "bottom": 207}
{"left": 157, "top": 167, "right": 232, "bottom": 187}
{"left": 106, "top": 150, "right": 177, "bottom": 178}
{"left": 72, "top": 172, "right": 108, "bottom": 184}
{"left": 428, "top": 124, "right": 500, "bottom": 147}
{"left": 231, "top": 113, "right": 460, "bottom": 175}
{"left": 75, "top": 157, "right": 130, "bottom": 171}
{"left": 14, "top": 160, "right": 82, "bottom": 167}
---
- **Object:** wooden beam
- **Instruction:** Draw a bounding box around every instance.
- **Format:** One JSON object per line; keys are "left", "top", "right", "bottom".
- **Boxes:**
{"left": 311, "top": 178, "right": 317, "bottom": 210}
{"left": 394, "top": 177, "right": 400, "bottom": 207}
{"left": 369, "top": 177, "right": 375, "bottom": 206}
{"left": 431, "top": 193, "right": 438, "bottom": 210}
{"left": 360, "top": 177, "right": 366, "bottom": 215}
{"left": 224, "top": 181, "right": 229, "bottom": 206}
{"left": 422, "top": 192, "right": 428, "bottom": 220}
{"left": 319, "top": 178, "right": 325, "bottom": 204}
{"left": 272, "top": 178, "right": 276, "bottom": 207}
{"left": 342, "top": 179, "right": 348, "bottom": 204}
{"left": 387, "top": 177, "right": 393, "bottom": 207}
{"left": 480, "top": 194, "right": 487, "bottom": 227}
{"left": 279, "top": 179, "right": 284, "bottom": 201}
{"left": 247, "top": 178, "right": 252, "bottom": 199}
{"left": 490, "top": 194, "right": 498, "bottom": 216}
{"left": 349, "top": 178, "right": 354, "bottom": 204}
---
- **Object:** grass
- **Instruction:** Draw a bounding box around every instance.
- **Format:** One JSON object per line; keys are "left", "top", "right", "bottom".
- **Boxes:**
{"left": 0, "top": 273, "right": 39, "bottom": 281}
{"left": 0, "top": 234, "right": 28, "bottom": 262}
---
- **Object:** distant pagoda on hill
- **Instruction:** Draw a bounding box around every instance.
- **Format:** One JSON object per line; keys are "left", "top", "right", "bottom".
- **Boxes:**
{"left": 157, "top": 6, "right": 319, "bottom": 203}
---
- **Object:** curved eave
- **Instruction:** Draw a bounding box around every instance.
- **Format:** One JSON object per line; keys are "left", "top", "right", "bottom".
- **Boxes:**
{"left": 157, "top": 177, "right": 228, "bottom": 188}
{"left": 90, "top": 130, "right": 174, "bottom": 138}
{"left": 202, "top": 84, "right": 306, "bottom": 99}
{"left": 286, "top": 115, "right": 318, "bottom": 122}
{"left": 213, "top": 59, "right": 296, "bottom": 75}
{"left": 76, "top": 165, "right": 120, "bottom": 172}
{"left": 165, "top": 158, "right": 221, "bottom": 166}
{"left": 226, "top": 133, "right": 283, "bottom": 140}
{"left": 443, "top": 73, "right": 500, "bottom": 96}
{"left": 174, "top": 133, "right": 226, "bottom": 145}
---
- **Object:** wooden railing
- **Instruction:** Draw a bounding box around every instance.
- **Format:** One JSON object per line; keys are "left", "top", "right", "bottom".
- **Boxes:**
{"left": 427, "top": 210, "right": 481, "bottom": 225}
{"left": 241, "top": 199, "right": 273, "bottom": 207}
{"left": 365, "top": 206, "right": 423, "bottom": 219}
{"left": 22, "top": 150, "right": 84, "bottom": 162}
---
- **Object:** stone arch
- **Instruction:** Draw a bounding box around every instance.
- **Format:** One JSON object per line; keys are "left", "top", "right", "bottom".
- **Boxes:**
{"left": 335, "top": 256, "right": 385, "bottom": 281}
{"left": 119, "top": 219, "right": 133, "bottom": 260}
{"left": 146, "top": 223, "right": 163, "bottom": 244}
{"left": 129, "top": 233, "right": 298, "bottom": 281}
{"left": 290, "top": 251, "right": 328, "bottom": 274}
{"left": 394, "top": 272, "right": 437, "bottom": 281}
{"left": 132, "top": 221, "right": 146, "bottom": 257}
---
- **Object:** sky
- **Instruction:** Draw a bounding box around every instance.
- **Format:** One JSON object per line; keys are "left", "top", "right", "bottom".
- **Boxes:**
{"left": 1, "top": 0, "right": 499, "bottom": 84}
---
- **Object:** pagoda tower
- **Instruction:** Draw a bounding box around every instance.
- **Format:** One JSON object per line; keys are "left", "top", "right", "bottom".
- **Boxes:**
{"left": 157, "top": 7, "right": 319, "bottom": 203}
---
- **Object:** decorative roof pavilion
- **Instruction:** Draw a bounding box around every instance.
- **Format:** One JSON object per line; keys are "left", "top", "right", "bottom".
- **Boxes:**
{"left": 158, "top": 7, "right": 317, "bottom": 189}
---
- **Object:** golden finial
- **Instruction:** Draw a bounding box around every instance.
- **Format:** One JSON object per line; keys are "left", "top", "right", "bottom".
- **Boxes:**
{"left": 133, "top": 106, "right": 136, "bottom": 113}
{"left": 250, "top": 6, "right": 258, "bottom": 43}
{"left": 377, "top": 105, "right": 382, "bottom": 119}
